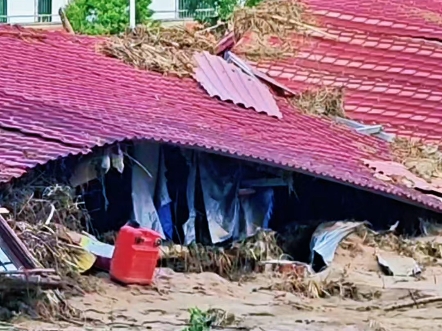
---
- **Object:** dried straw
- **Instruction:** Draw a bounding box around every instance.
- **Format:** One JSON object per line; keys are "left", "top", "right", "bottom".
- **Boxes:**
{"left": 1, "top": 184, "right": 86, "bottom": 232}
{"left": 360, "top": 228, "right": 442, "bottom": 266}
{"left": 160, "top": 229, "right": 283, "bottom": 278}
{"left": 100, "top": 0, "right": 326, "bottom": 75}
{"left": 100, "top": 25, "right": 217, "bottom": 77}
{"left": 232, "top": 0, "right": 316, "bottom": 60}
{"left": 391, "top": 137, "right": 442, "bottom": 181}
{"left": 266, "top": 271, "right": 376, "bottom": 300}
{"left": 9, "top": 221, "right": 85, "bottom": 281}
{"left": 289, "top": 87, "right": 345, "bottom": 118}
{"left": 0, "top": 183, "right": 96, "bottom": 321}
{"left": 1, "top": 184, "right": 91, "bottom": 280}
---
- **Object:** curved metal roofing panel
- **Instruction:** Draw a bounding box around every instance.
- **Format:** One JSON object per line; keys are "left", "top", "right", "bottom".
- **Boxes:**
{"left": 193, "top": 51, "right": 282, "bottom": 119}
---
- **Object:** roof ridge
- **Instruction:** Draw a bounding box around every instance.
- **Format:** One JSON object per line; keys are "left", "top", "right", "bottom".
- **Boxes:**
{"left": 0, "top": 24, "right": 102, "bottom": 47}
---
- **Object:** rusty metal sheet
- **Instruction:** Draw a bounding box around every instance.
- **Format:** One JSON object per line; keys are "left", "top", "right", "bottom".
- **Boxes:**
{"left": 193, "top": 51, "right": 282, "bottom": 119}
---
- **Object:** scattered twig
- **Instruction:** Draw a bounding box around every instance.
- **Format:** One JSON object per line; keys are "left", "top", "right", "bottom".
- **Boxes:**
{"left": 384, "top": 296, "right": 442, "bottom": 311}
{"left": 59, "top": 7, "right": 75, "bottom": 34}
{"left": 0, "top": 268, "right": 56, "bottom": 275}
{"left": 123, "top": 152, "right": 153, "bottom": 178}
{"left": 44, "top": 203, "right": 56, "bottom": 225}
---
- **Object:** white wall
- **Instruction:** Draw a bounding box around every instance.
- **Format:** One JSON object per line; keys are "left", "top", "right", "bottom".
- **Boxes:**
{"left": 150, "top": 0, "right": 177, "bottom": 20}
{"left": 52, "top": 0, "right": 67, "bottom": 22}
{"left": 7, "top": 0, "right": 67, "bottom": 24}
{"left": 6, "top": 0, "right": 182, "bottom": 25}
{"left": 8, "top": 0, "right": 35, "bottom": 24}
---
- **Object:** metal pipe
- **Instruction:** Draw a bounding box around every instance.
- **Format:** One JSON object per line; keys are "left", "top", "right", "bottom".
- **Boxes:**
{"left": 129, "top": 0, "right": 136, "bottom": 29}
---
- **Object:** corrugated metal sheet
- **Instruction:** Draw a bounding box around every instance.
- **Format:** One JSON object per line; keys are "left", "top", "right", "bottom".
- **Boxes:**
{"left": 0, "top": 26, "right": 440, "bottom": 212}
{"left": 231, "top": 0, "right": 442, "bottom": 143}
{"left": 193, "top": 51, "right": 282, "bottom": 119}
{"left": 225, "top": 51, "right": 297, "bottom": 96}
{"left": 310, "top": 221, "right": 363, "bottom": 266}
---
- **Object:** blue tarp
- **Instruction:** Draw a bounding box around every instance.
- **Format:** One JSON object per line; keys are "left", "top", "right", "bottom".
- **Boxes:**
{"left": 131, "top": 142, "right": 172, "bottom": 240}
{"left": 132, "top": 146, "right": 277, "bottom": 245}
{"left": 185, "top": 152, "right": 275, "bottom": 244}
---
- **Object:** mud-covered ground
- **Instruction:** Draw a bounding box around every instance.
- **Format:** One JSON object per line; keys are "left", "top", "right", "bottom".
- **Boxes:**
{"left": 16, "top": 234, "right": 442, "bottom": 331}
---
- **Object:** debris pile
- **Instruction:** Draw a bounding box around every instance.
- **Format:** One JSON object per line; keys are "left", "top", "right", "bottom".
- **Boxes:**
{"left": 99, "top": 0, "right": 347, "bottom": 120}
{"left": 289, "top": 87, "right": 345, "bottom": 118}
{"left": 1, "top": 184, "right": 86, "bottom": 232}
{"left": 263, "top": 266, "right": 379, "bottom": 300}
{"left": 391, "top": 137, "right": 442, "bottom": 181}
{"left": 100, "top": 0, "right": 318, "bottom": 76}
{"left": 100, "top": 25, "right": 217, "bottom": 77}
{"left": 160, "top": 229, "right": 283, "bottom": 278}
{"left": 362, "top": 229, "right": 442, "bottom": 266}
{"left": 232, "top": 0, "right": 314, "bottom": 60}
{"left": 1, "top": 185, "right": 92, "bottom": 281}
{"left": 0, "top": 183, "right": 96, "bottom": 321}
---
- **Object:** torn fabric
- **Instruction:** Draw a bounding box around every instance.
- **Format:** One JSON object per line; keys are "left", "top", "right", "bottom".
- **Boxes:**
{"left": 239, "top": 187, "right": 274, "bottom": 240}
{"left": 199, "top": 153, "right": 241, "bottom": 244}
{"left": 131, "top": 142, "right": 165, "bottom": 239}
{"left": 111, "top": 145, "right": 124, "bottom": 173}
{"left": 182, "top": 150, "right": 197, "bottom": 245}
{"left": 155, "top": 149, "right": 173, "bottom": 240}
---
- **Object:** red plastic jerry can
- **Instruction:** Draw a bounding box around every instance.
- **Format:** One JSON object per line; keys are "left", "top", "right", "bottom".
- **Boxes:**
{"left": 110, "top": 226, "right": 162, "bottom": 285}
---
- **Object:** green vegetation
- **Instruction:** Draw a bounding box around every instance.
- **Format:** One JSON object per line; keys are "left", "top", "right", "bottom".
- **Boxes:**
{"left": 182, "top": 307, "right": 236, "bottom": 331}
{"left": 65, "top": 0, "right": 153, "bottom": 35}
{"left": 183, "top": 308, "right": 212, "bottom": 331}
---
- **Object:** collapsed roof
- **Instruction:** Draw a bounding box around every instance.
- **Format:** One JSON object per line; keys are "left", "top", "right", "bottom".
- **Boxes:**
{"left": 0, "top": 10, "right": 440, "bottom": 212}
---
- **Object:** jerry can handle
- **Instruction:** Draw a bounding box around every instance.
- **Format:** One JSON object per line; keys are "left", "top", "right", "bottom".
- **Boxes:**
{"left": 134, "top": 237, "right": 162, "bottom": 246}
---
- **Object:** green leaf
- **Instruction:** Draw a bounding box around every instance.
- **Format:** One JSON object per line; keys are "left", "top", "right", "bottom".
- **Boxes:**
{"left": 65, "top": 0, "right": 153, "bottom": 35}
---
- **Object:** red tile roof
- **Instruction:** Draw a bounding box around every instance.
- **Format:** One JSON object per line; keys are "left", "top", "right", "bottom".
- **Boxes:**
{"left": 308, "top": 0, "right": 442, "bottom": 40}
{"left": 234, "top": 0, "right": 442, "bottom": 143}
{"left": 0, "top": 25, "right": 440, "bottom": 211}
{"left": 0, "top": 127, "right": 89, "bottom": 182}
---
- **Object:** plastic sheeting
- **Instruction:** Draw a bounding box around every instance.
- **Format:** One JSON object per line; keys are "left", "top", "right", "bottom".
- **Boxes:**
{"left": 183, "top": 153, "right": 275, "bottom": 244}
{"left": 376, "top": 251, "right": 421, "bottom": 277}
{"left": 129, "top": 148, "right": 277, "bottom": 245}
{"left": 131, "top": 142, "right": 172, "bottom": 240}
{"left": 182, "top": 150, "right": 197, "bottom": 245}
{"left": 155, "top": 149, "right": 173, "bottom": 239}
{"left": 310, "top": 221, "right": 362, "bottom": 267}
{"left": 199, "top": 153, "right": 241, "bottom": 244}
{"left": 239, "top": 188, "right": 273, "bottom": 240}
